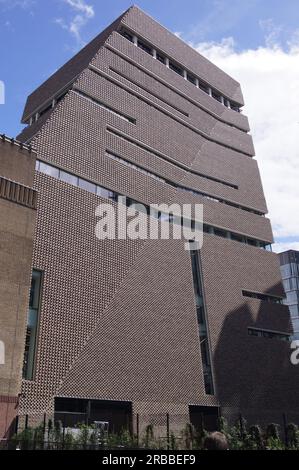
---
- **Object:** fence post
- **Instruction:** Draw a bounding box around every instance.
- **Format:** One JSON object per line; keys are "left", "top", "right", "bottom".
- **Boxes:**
{"left": 62, "top": 413, "right": 66, "bottom": 450}
{"left": 166, "top": 413, "right": 170, "bottom": 450}
{"left": 239, "top": 413, "right": 244, "bottom": 440}
{"left": 14, "top": 415, "right": 19, "bottom": 435}
{"left": 136, "top": 413, "right": 139, "bottom": 448}
{"left": 283, "top": 412, "right": 288, "bottom": 448}
{"left": 25, "top": 414, "right": 29, "bottom": 430}
{"left": 42, "top": 413, "right": 46, "bottom": 450}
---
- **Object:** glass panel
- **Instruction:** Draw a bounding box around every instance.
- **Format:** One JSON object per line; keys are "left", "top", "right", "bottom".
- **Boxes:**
{"left": 23, "top": 270, "right": 42, "bottom": 380}
{"left": 59, "top": 170, "right": 78, "bottom": 186}
{"left": 190, "top": 249, "right": 214, "bottom": 395}
{"left": 78, "top": 178, "right": 96, "bottom": 194}
{"left": 39, "top": 162, "right": 59, "bottom": 178}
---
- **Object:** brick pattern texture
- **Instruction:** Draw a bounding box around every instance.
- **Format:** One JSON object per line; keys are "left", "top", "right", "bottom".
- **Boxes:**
{"left": 16, "top": 5, "right": 299, "bottom": 431}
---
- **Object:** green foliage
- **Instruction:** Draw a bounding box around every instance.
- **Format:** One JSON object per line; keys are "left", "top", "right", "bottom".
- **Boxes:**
{"left": 247, "top": 425, "right": 264, "bottom": 450}
{"left": 9, "top": 418, "right": 299, "bottom": 450}
{"left": 286, "top": 423, "right": 298, "bottom": 448}
{"left": 142, "top": 424, "right": 156, "bottom": 448}
{"left": 181, "top": 423, "right": 196, "bottom": 449}
{"left": 170, "top": 432, "right": 178, "bottom": 450}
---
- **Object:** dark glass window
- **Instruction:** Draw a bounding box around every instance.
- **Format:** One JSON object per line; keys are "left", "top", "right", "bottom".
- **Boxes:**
{"left": 190, "top": 249, "right": 215, "bottom": 395}
{"left": 198, "top": 81, "right": 209, "bottom": 94}
{"left": 242, "top": 290, "right": 283, "bottom": 304}
{"left": 137, "top": 40, "right": 152, "bottom": 55}
{"left": 187, "top": 73, "right": 196, "bottom": 85}
{"left": 231, "top": 232, "right": 245, "bottom": 243}
{"left": 212, "top": 91, "right": 222, "bottom": 102}
{"left": 23, "top": 270, "right": 42, "bottom": 380}
{"left": 156, "top": 53, "right": 166, "bottom": 64}
{"left": 122, "top": 31, "right": 133, "bottom": 42}
{"left": 169, "top": 61, "right": 184, "bottom": 76}
{"left": 214, "top": 228, "right": 227, "bottom": 238}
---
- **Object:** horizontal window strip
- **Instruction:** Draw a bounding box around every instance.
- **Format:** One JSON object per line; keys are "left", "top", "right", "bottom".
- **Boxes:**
{"left": 248, "top": 328, "right": 290, "bottom": 342}
{"left": 72, "top": 89, "right": 136, "bottom": 124}
{"left": 90, "top": 65, "right": 251, "bottom": 157}
{"left": 106, "top": 44, "right": 247, "bottom": 135}
{"left": 107, "top": 127, "right": 238, "bottom": 189}
{"left": 35, "top": 159, "right": 271, "bottom": 251}
{"left": 242, "top": 290, "right": 283, "bottom": 304}
{"left": 105, "top": 149, "right": 263, "bottom": 216}
{"left": 120, "top": 29, "right": 242, "bottom": 113}
{"left": 109, "top": 67, "right": 189, "bottom": 117}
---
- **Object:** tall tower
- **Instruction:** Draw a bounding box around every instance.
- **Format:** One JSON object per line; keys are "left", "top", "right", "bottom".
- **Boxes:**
{"left": 16, "top": 6, "right": 298, "bottom": 432}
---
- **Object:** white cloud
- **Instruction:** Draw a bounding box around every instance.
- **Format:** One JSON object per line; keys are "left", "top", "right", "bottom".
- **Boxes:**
{"left": 56, "top": 0, "right": 94, "bottom": 45}
{"left": 273, "top": 241, "right": 299, "bottom": 254}
{"left": 0, "top": 0, "right": 35, "bottom": 10}
{"left": 187, "top": 32, "right": 299, "bottom": 252}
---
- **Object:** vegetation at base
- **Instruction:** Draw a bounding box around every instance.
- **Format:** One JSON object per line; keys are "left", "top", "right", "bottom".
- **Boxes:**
{"left": 4, "top": 418, "right": 299, "bottom": 450}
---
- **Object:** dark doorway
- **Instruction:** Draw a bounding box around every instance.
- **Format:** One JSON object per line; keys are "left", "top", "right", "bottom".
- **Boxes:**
{"left": 189, "top": 405, "right": 220, "bottom": 432}
{"left": 54, "top": 397, "right": 132, "bottom": 434}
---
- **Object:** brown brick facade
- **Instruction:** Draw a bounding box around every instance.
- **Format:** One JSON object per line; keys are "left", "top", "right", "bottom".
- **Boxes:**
{"left": 0, "top": 137, "right": 37, "bottom": 438}
{"left": 14, "top": 6, "right": 299, "bottom": 432}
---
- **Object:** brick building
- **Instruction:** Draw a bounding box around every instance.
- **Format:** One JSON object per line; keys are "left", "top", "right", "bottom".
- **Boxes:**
{"left": 0, "top": 136, "right": 37, "bottom": 438}
{"left": 2, "top": 5, "right": 298, "bottom": 434}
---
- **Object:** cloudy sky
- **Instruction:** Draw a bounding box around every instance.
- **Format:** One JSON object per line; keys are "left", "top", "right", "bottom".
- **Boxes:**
{"left": 0, "top": 0, "right": 298, "bottom": 252}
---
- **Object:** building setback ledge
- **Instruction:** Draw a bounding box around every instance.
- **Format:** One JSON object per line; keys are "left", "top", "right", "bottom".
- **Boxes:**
{"left": 1, "top": 134, "right": 36, "bottom": 154}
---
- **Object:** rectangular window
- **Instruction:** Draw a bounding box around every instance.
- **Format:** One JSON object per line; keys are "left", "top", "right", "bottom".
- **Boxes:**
{"left": 214, "top": 228, "right": 228, "bottom": 238}
{"left": 39, "top": 162, "right": 59, "bottom": 178}
{"left": 197, "top": 80, "right": 209, "bottom": 94}
{"left": 78, "top": 178, "right": 97, "bottom": 194}
{"left": 242, "top": 290, "right": 283, "bottom": 304}
{"left": 23, "top": 270, "right": 42, "bottom": 380}
{"left": 212, "top": 91, "right": 222, "bottom": 102}
{"left": 231, "top": 232, "right": 245, "bottom": 243}
{"left": 169, "top": 61, "right": 184, "bottom": 76}
{"left": 187, "top": 73, "right": 196, "bottom": 85}
{"left": 59, "top": 170, "right": 79, "bottom": 186}
{"left": 156, "top": 53, "right": 166, "bottom": 64}
{"left": 248, "top": 327, "right": 290, "bottom": 342}
{"left": 122, "top": 31, "right": 133, "bottom": 42}
{"left": 137, "top": 39, "right": 152, "bottom": 55}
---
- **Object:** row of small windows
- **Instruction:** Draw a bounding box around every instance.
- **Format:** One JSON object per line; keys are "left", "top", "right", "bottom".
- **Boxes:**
{"left": 121, "top": 29, "right": 242, "bottom": 113}
{"left": 35, "top": 160, "right": 117, "bottom": 200}
{"left": 105, "top": 150, "right": 262, "bottom": 216}
{"left": 35, "top": 159, "right": 272, "bottom": 251}
{"left": 248, "top": 328, "right": 290, "bottom": 342}
{"left": 28, "top": 91, "right": 69, "bottom": 126}
{"left": 242, "top": 290, "right": 283, "bottom": 304}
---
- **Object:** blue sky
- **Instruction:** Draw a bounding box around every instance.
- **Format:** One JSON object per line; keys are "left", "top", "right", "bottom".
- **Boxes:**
{"left": 1, "top": 0, "right": 299, "bottom": 137}
{"left": 0, "top": 0, "right": 298, "bottom": 251}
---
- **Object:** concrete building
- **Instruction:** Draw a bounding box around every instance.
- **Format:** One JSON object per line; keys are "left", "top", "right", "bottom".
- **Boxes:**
{"left": 279, "top": 250, "right": 299, "bottom": 340}
{"left": 1, "top": 5, "right": 297, "bottom": 434}
{"left": 0, "top": 136, "right": 37, "bottom": 438}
